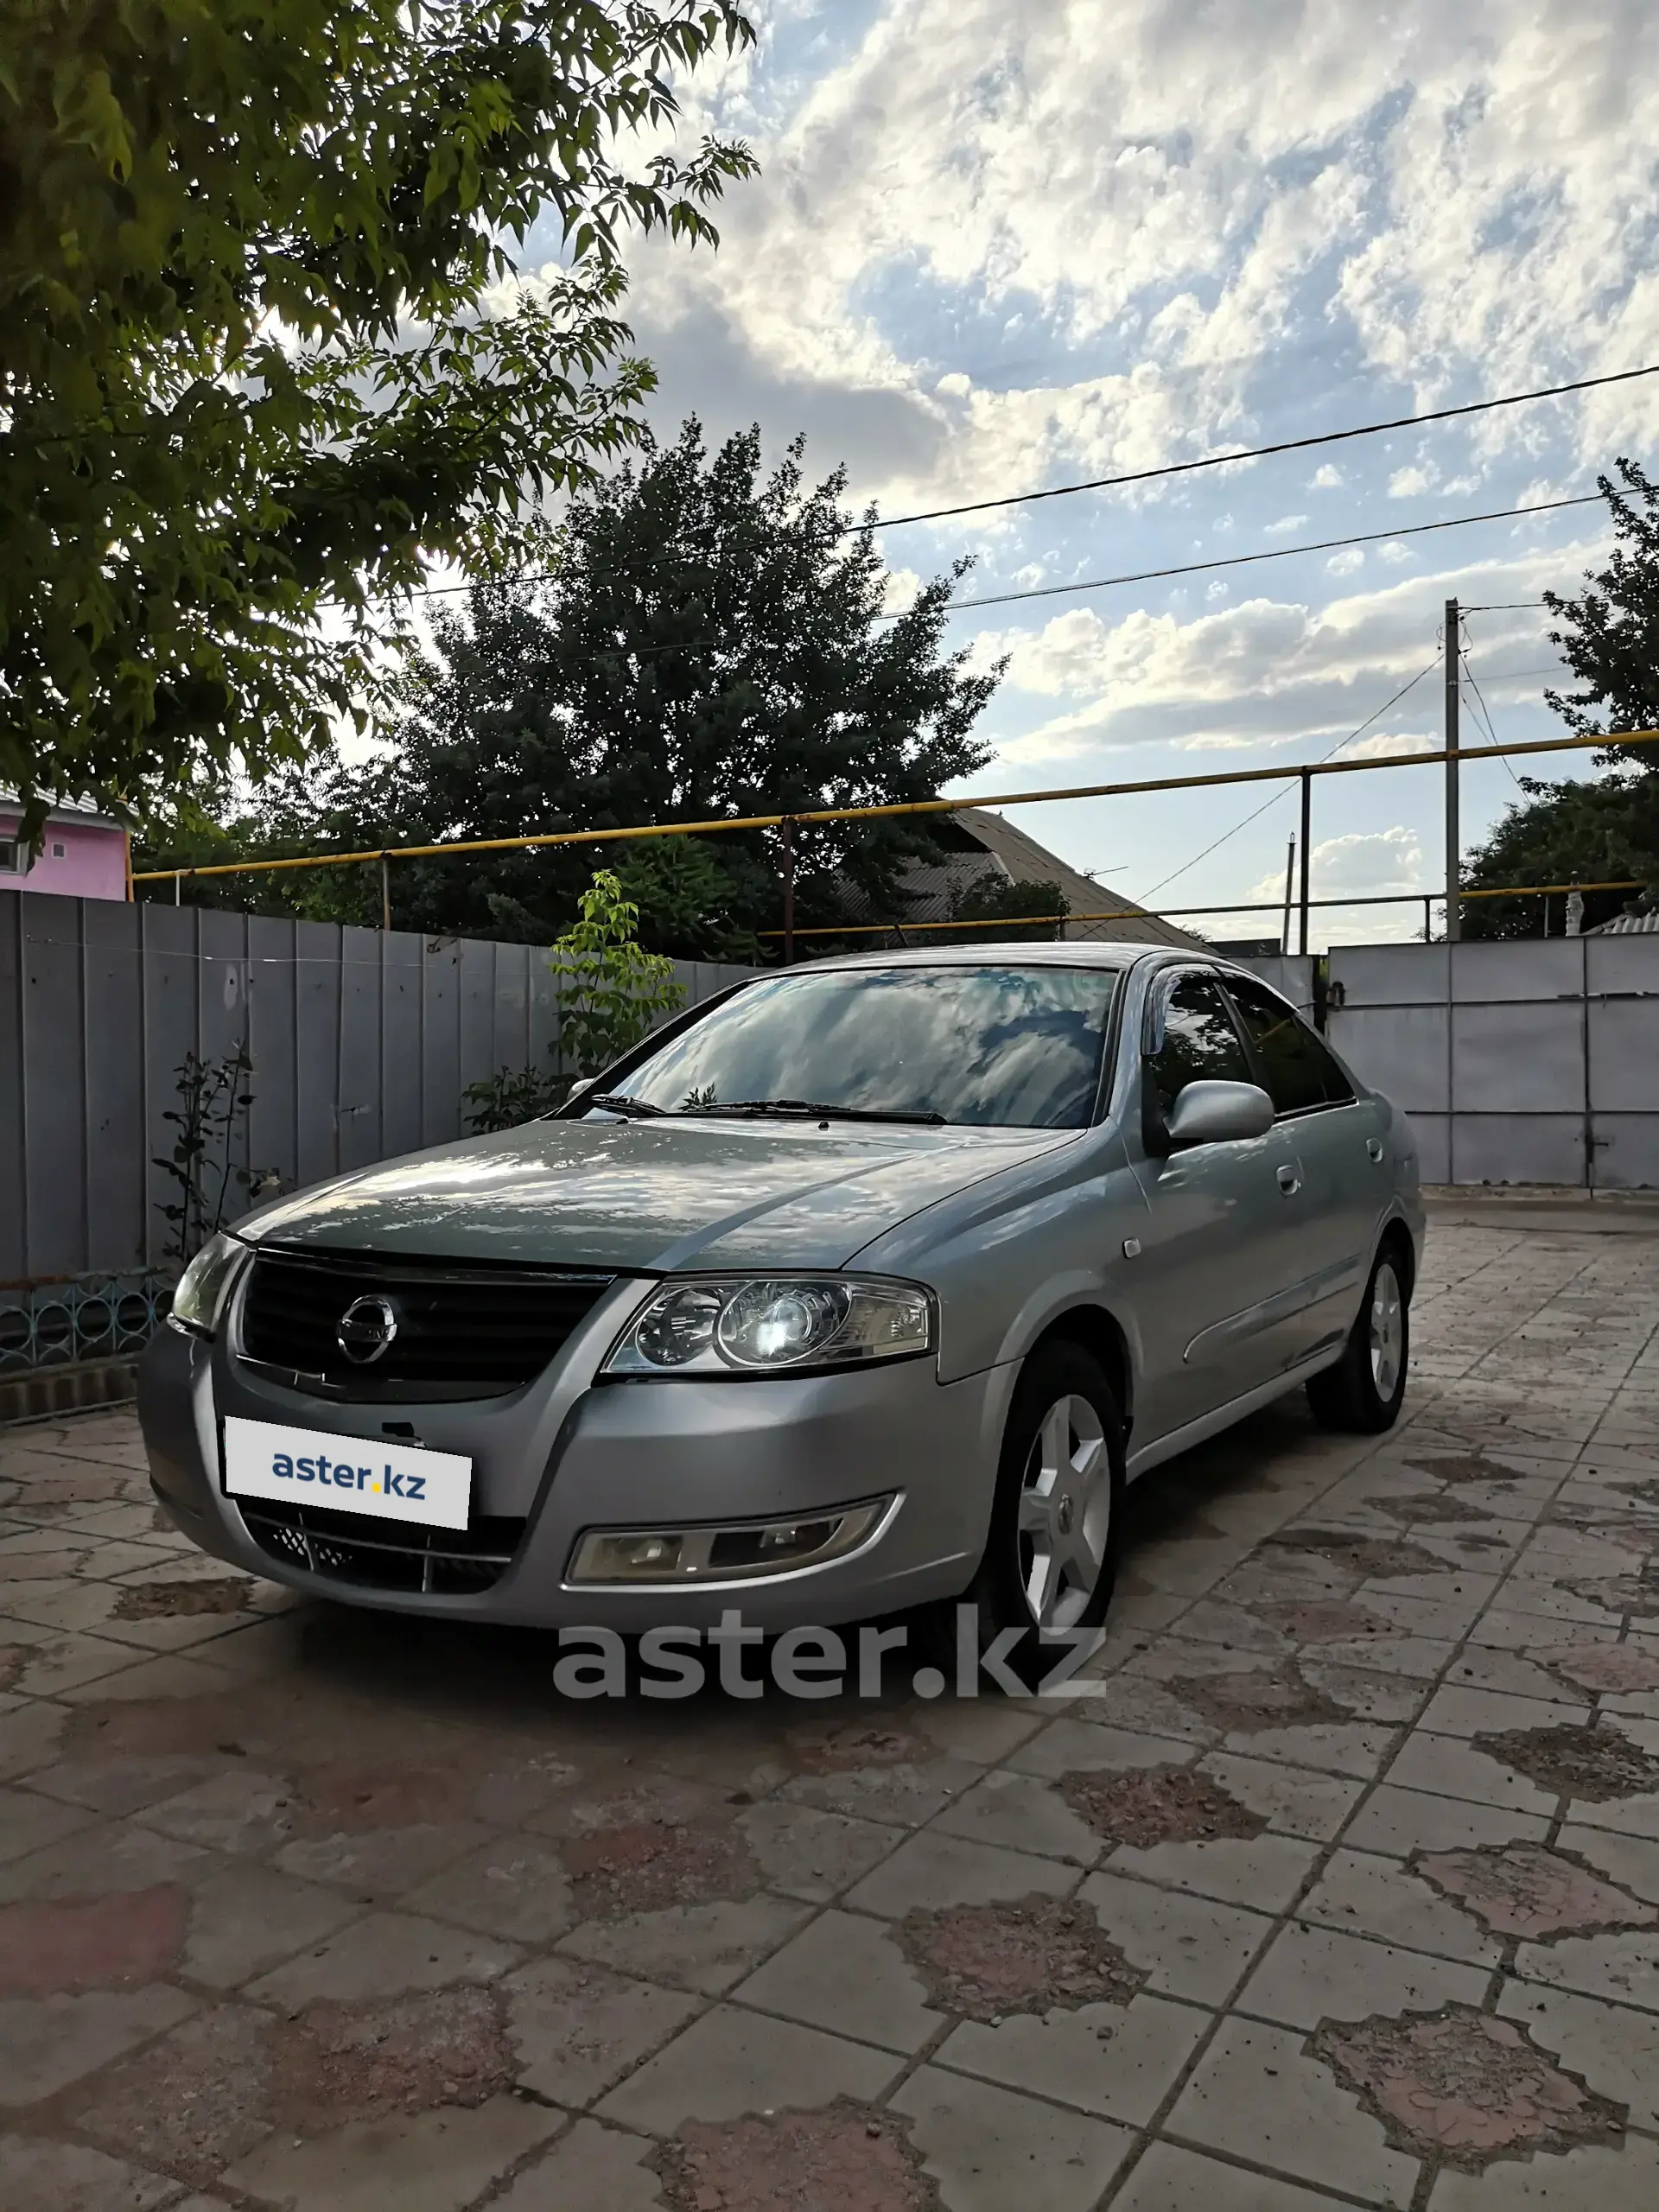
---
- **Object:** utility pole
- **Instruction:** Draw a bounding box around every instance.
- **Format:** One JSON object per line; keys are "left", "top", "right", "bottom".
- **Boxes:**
{"left": 1444, "top": 596, "right": 1461, "bottom": 942}
{"left": 1298, "top": 770, "right": 1312, "bottom": 957}
{"left": 1281, "top": 835, "right": 1295, "bottom": 957}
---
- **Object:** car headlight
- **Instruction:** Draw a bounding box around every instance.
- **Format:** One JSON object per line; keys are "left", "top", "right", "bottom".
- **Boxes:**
{"left": 167, "top": 1232, "right": 247, "bottom": 1339}
{"left": 604, "top": 1275, "right": 933, "bottom": 1376}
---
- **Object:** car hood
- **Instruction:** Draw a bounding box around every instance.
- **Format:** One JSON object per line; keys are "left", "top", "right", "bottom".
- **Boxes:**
{"left": 237, "top": 1116, "right": 1077, "bottom": 1273}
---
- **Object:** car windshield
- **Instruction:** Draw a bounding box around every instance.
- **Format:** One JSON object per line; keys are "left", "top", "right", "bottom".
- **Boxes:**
{"left": 606, "top": 963, "right": 1119, "bottom": 1129}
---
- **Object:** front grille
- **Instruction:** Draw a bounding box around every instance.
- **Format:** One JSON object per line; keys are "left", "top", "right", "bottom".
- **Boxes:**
{"left": 240, "top": 1497, "right": 525, "bottom": 1595}
{"left": 238, "top": 1247, "right": 614, "bottom": 1401}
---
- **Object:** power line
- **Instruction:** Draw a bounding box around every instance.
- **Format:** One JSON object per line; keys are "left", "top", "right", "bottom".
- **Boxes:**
{"left": 864, "top": 362, "right": 1659, "bottom": 531}
{"left": 1131, "top": 661, "right": 1440, "bottom": 906}
{"left": 937, "top": 494, "right": 1599, "bottom": 617}
{"left": 1460, "top": 657, "right": 1523, "bottom": 788}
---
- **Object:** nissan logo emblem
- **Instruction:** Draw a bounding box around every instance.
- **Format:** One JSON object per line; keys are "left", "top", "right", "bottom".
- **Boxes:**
{"left": 336, "top": 1294, "right": 399, "bottom": 1365}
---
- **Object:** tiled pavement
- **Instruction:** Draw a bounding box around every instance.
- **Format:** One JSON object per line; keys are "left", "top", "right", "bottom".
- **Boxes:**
{"left": 3, "top": 1206, "right": 1659, "bottom": 2210}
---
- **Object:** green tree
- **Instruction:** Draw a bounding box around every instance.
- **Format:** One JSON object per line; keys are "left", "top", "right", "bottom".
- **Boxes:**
{"left": 461, "top": 866, "right": 682, "bottom": 1128}
{"left": 2, "top": 0, "right": 756, "bottom": 841}
{"left": 947, "top": 869, "right": 1070, "bottom": 944}
{"left": 1463, "top": 456, "right": 1659, "bottom": 936}
{"left": 151, "top": 418, "right": 1003, "bottom": 951}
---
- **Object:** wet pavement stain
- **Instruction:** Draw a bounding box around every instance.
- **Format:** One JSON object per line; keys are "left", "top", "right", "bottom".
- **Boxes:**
{"left": 1406, "top": 1452, "right": 1526, "bottom": 1487}
{"left": 1257, "top": 1598, "right": 1400, "bottom": 1644}
{"left": 1312, "top": 2005, "right": 1627, "bottom": 2169}
{"left": 899, "top": 1896, "right": 1144, "bottom": 2020}
{"left": 1534, "top": 1641, "right": 1659, "bottom": 1695}
{"left": 563, "top": 1817, "right": 760, "bottom": 1916}
{"left": 112, "top": 1577, "right": 257, "bottom": 1619}
{"left": 1059, "top": 1763, "right": 1267, "bottom": 1847}
{"left": 1167, "top": 1659, "right": 1352, "bottom": 1734}
{"left": 1474, "top": 1720, "right": 1659, "bottom": 1802}
{"left": 1373, "top": 1493, "right": 1496, "bottom": 1526}
{"left": 1558, "top": 1569, "right": 1659, "bottom": 1619}
{"left": 1414, "top": 1843, "right": 1659, "bottom": 1940}
{"left": 0, "top": 1884, "right": 189, "bottom": 1993}
{"left": 1262, "top": 1528, "right": 1452, "bottom": 1580}
{"left": 654, "top": 2103, "right": 940, "bottom": 2212}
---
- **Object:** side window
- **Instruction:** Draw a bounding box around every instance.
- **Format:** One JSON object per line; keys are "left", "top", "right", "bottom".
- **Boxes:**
{"left": 1145, "top": 974, "right": 1249, "bottom": 1116}
{"left": 1224, "top": 976, "right": 1354, "bottom": 1116}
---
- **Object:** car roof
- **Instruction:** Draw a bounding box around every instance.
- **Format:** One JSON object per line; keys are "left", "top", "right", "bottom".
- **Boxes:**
{"left": 778, "top": 938, "right": 1157, "bottom": 977}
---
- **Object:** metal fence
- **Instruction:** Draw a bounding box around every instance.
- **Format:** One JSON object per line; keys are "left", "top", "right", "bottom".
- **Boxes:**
{"left": 0, "top": 889, "right": 750, "bottom": 1289}
{"left": 1327, "top": 935, "right": 1659, "bottom": 1189}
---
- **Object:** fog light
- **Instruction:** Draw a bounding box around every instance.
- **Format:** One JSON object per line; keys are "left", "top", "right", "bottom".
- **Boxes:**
{"left": 565, "top": 1497, "right": 896, "bottom": 1586}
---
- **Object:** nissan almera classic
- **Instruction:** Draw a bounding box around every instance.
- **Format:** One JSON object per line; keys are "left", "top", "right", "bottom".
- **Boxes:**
{"left": 138, "top": 943, "right": 1421, "bottom": 1673}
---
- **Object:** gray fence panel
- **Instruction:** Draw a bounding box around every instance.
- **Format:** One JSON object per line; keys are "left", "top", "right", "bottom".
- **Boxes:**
{"left": 1452, "top": 1001, "right": 1584, "bottom": 1115}
{"left": 1331, "top": 1004, "right": 1447, "bottom": 1115}
{"left": 1452, "top": 938, "right": 1583, "bottom": 1003}
{"left": 338, "top": 928, "right": 385, "bottom": 1173}
{"left": 421, "top": 938, "right": 461, "bottom": 1147}
{"left": 294, "top": 920, "right": 344, "bottom": 1192}
{"left": 245, "top": 915, "right": 300, "bottom": 1202}
{"left": 84, "top": 900, "right": 146, "bottom": 1273}
{"left": 0, "top": 896, "right": 24, "bottom": 1280}
{"left": 381, "top": 931, "right": 425, "bottom": 1160}
{"left": 2, "top": 889, "right": 755, "bottom": 1278}
{"left": 22, "top": 893, "right": 86, "bottom": 1276}
{"left": 1594, "top": 1114, "right": 1659, "bottom": 1190}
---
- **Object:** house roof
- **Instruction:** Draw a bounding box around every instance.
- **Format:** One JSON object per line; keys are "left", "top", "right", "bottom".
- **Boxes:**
{"left": 0, "top": 792, "right": 125, "bottom": 834}
{"left": 1585, "top": 909, "right": 1659, "bottom": 933}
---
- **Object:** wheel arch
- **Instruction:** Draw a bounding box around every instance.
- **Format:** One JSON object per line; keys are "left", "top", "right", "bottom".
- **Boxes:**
{"left": 1026, "top": 1301, "right": 1135, "bottom": 1435}
{"left": 1376, "top": 1213, "right": 1416, "bottom": 1302}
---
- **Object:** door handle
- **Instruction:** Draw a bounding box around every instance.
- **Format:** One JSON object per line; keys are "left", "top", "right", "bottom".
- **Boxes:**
{"left": 1366, "top": 1137, "right": 1384, "bottom": 1164}
{"left": 1276, "top": 1164, "right": 1301, "bottom": 1196}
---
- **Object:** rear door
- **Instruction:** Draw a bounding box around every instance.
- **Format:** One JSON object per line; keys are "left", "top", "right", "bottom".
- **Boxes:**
{"left": 1125, "top": 968, "right": 1308, "bottom": 1441}
{"left": 1220, "top": 972, "right": 1385, "bottom": 1366}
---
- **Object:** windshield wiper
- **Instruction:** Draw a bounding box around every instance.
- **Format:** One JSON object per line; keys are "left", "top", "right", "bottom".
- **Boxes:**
{"left": 680, "top": 1098, "right": 947, "bottom": 1127}
{"left": 588, "top": 1093, "right": 671, "bottom": 1120}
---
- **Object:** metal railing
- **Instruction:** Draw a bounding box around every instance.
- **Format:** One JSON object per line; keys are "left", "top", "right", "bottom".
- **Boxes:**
{"left": 0, "top": 1270, "right": 173, "bottom": 1379}
{"left": 128, "top": 727, "right": 1659, "bottom": 957}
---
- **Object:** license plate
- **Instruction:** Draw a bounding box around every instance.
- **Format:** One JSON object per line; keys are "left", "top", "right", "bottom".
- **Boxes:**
{"left": 222, "top": 1415, "right": 472, "bottom": 1531}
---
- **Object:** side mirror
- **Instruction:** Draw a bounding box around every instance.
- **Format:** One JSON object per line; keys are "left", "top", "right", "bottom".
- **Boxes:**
{"left": 1164, "top": 1079, "right": 1275, "bottom": 1148}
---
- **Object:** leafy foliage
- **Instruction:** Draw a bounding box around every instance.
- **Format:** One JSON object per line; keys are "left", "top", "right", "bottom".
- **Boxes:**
{"left": 2, "top": 1, "right": 756, "bottom": 839}
{"left": 1461, "top": 458, "right": 1659, "bottom": 936}
{"left": 947, "top": 869, "right": 1071, "bottom": 944}
{"left": 152, "top": 1044, "right": 279, "bottom": 1262}
{"left": 462, "top": 1062, "right": 564, "bottom": 1134}
{"left": 550, "top": 868, "right": 684, "bottom": 1075}
{"left": 134, "top": 419, "right": 1002, "bottom": 953}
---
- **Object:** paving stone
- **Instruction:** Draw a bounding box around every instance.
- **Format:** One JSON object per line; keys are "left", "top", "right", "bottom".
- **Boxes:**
{"left": 1192, "top": 1750, "right": 1365, "bottom": 1839}
{"left": 1344, "top": 1783, "right": 1554, "bottom": 1858}
{"left": 1106, "top": 1829, "right": 1320, "bottom": 1912}
{"left": 137, "top": 1765, "right": 296, "bottom": 1854}
{"left": 0, "top": 1983, "right": 197, "bottom": 2103}
{"left": 843, "top": 1828, "right": 1077, "bottom": 1919}
{"left": 1003, "top": 1717, "right": 1198, "bottom": 1781}
{"left": 597, "top": 2005, "right": 902, "bottom": 2135}
{"left": 0, "top": 1783, "right": 98, "bottom": 1864}
{"left": 934, "top": 1986, "right": 1206, "bottom": 2124}
{"left": 0, "top": 2133, "right": 180, "bottom": 2212}
{"left": 1421, "top": 1684, "right": 1592, "bottom": 1737}
{"left": 1298, "top": 1847, "right": 1503, "bottom": 1965}
{"left": 1556, "top": 1821, "right": 1659, "bottom": 1904}
{"left": 1111, "top": 2139, "right": 1357, "bottom": 2212}
{"left": 734, "top": 1800, "right": 902, "bottom": 1899}
{"left": 180, "top": 1861, "right": 363, "bottom": 1988}
{"left": 492, "top": 2118, "right": 664, "bottom": 2211}
{"left": 908, "top": 1697, "right": 1048, "bottom": 1766}
{"left": 245, "top": 1910, "right": 522, "bottom": 2011}
{"left": 731, "top": 1907, "right": 944, "bottom": 2052}
{"left": 929, "top": 1767, "right": 1104, "bottom": 1863}
{"left": 1236, "top": 1921, "right": 1491, "bottom": 2030}
{"left": 505, "top": 1955, "right": 700, "bottom": 2105}
{"left": 1079, "top": 1867, "right": 1274, "bottom": 2005}
{"left": 1497, "top": 1980, "right": 1659, "bottom": 2132}
{"left": 559, "top": 1895, "right": 811, "bottom": 1996}
{"left": 0, "top": 1699, "right": 70, "bottom": 1781}
{"left": 399, "top": 1834, "right": 575, "bottom": 1943}
{"left": 1384, "top": 1730, "right": 1556, "bottom": 1816}
{"left": 888, "top": 2063, "right": 1132, "bottom": 2212}
{"left": 0, "top": 1883, "right": 189, "bottom": 1992}
{"left": 1415, "top": 1842, "right": 1657, "bottom": 1940}
{"left": 218, "top": 2092, "right": 562, "bottom": 2212}
{"left": 779, "top": 1755, "right": 981, "bottom": 1828}
{"left": 67, "top": 1999, "right": 277, "bottom": 2183}
{"left": 1165, "top": 2014, "right": 1421, "bottom": 2206}
{"left": 1228, "top": 1718, "right": 1402, "bottom": 1780}
{"left": 1513, "top": 1922, "right": 1659, "bottom": 2011}
{"left": 23, "top": 1749, "right": 222, "bottom": 1815}
{"left": 1427, "top": 2135, "right": 1659, "bottom": 2209}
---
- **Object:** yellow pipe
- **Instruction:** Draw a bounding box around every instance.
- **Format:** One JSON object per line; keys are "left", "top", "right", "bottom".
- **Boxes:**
{"left": 129, "top": 727, "right": 1659, "bottom": 885}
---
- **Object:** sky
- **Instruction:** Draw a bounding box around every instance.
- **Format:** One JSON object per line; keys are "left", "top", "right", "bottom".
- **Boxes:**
{"left": 538, "top": 0, "right": 1659, "bottom": 947}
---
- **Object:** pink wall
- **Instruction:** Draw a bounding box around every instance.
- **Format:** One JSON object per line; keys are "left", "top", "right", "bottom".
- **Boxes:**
{"left": 0, "top": 815, "right": 129, "bottom": 902}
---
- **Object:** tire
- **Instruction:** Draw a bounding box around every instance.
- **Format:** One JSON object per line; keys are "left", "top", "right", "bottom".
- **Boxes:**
{"left": 1306, "top": 1244, "right": 1409, "bottom": 1433}
{"left": 959, "top": 1341, "right": 1125, "bottom": 1692}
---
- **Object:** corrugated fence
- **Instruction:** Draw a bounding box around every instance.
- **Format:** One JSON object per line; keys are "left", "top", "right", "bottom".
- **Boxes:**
{"left": 1, "top": 890, "right": 750, "bottom": 1281}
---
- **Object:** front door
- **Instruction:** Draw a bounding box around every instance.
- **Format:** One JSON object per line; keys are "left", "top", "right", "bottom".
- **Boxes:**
{"left": 1125, "top": 969, "right": 1308, "bottom": 1445}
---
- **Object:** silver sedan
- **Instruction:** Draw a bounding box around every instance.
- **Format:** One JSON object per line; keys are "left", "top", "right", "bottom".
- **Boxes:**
{"left": 138, "top": 944, "right": 1421, "bottom": 1674}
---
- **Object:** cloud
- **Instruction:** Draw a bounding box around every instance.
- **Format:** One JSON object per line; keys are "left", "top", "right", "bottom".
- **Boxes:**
{"left": 1265, "top": 514, "right": 1311, "bottom": 535}
{"left": 1310, "top": 465, "right": 1345, "bottom": 490}
{"left": 1389, "top": 466, "right": 1438, "bottom": 499}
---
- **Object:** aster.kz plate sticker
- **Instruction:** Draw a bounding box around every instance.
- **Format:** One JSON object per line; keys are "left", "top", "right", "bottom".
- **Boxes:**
{"left": 222, "top": 1415, "right": 471, "bottom": 1530}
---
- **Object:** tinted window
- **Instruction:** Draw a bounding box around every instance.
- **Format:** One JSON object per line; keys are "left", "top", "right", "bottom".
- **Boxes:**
{"left": 1224, "top": 976, "right": 1354, "bottom": 1115}
{"left": 1145, "top": 975, "right": 1249, "bottom": 1116}
{"left": 618, "top": 964, "right": 1118, "bottom": 1129}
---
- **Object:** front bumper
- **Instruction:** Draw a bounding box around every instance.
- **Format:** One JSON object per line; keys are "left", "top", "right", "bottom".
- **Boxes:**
{"left": 137, "top": 1281, "right": 1010, "bottom": 1630}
